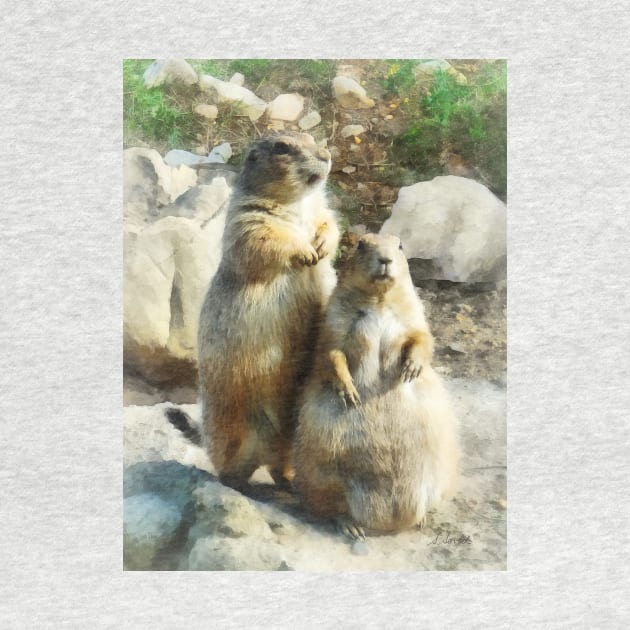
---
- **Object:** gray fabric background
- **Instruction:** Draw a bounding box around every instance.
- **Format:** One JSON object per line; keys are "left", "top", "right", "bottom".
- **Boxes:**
{"left": 2, "top": 0, "right": 629, "bottom": 627}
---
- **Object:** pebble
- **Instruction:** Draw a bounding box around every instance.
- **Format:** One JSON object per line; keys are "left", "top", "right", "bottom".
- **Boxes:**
{"left": 342, "top": 165, "right": 357, "bottom": 174}
{"left": 351, "top": 541, "right": 369, "bottom": 556}
{"left": 340, "top": 124, "right": 365, "bottom": 139}
{"left": 298, "top": 110, "right": 322, "bottom": 130}
{"left": 194, "top": 103, "right": 218, "bottom": 121}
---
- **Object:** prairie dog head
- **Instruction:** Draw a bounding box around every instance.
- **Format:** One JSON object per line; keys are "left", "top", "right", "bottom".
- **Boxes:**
{"left": 341, "top": 233, "right": 410, "bottom": 295}
{"left": 238, "top": 132, "right": 332, "bottom": 204}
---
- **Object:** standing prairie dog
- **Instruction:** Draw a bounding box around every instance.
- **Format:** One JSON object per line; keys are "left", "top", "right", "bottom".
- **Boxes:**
{"left": 197, "top": 133, "right": 340, "bottom": 490}
{"left": 294, "top": 233, "right": 460, "bottom": 538}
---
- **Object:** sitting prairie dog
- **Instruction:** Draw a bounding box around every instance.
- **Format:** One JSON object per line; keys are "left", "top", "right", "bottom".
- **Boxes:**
{"left": 294, "top": 233, "right": 460, "bottom": 538}
{"left": 197, "top": 132, "right": 340, "bottom": 490}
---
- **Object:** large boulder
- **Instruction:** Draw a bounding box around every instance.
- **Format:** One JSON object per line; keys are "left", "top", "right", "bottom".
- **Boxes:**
{"left": 123, "top": 147, "right": 197, "bottom": 226}
{"left": 123, "top": 493, "right": 182, "bottom": 570}
{"left": 198, "top": 74, "right": 267, "bottom": 121}
{"left": 123, "top": 174, "right": 231, "bottom": 384}
{"left": 381, "top": 176, "right": 506, "bottom": 282}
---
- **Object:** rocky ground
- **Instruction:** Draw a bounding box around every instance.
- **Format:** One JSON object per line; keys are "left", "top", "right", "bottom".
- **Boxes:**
{"left": 124, "top": 378, "right": 506, "bottom": 571}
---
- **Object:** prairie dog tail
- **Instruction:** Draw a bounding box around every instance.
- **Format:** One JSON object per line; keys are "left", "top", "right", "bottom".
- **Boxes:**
{"left": 165, "top": 407, "right": 202, "bottom": 446}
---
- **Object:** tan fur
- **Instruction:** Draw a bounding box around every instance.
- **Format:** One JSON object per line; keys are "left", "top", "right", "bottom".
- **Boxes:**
{"left": 294, "top": 233, "right": 460, "bottom": 533}
{"left": 198, "top": 133, "right": 339, "bottom": 488}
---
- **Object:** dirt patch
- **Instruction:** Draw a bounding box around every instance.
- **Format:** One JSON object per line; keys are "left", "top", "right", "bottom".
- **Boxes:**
{"left": 418, "top": 281, "right": 506, "bottom": 382}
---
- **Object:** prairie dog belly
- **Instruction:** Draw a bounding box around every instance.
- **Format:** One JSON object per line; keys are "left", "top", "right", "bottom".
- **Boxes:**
{"left": 347, "top": 307, "right": 406, "bottom": 396}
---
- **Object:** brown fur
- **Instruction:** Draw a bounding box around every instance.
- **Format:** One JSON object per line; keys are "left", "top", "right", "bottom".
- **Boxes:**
{"left": 198, "top": 133, "right": 339, "bottom": 488}
{"left": 294, "top": 234, "right": 460, "bottom": 536}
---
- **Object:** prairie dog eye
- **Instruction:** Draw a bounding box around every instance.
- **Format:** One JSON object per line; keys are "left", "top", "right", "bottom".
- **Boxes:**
{"left": 357, "top": 240, "right": 366, "bottom": 252}
{"left": 273, "top": 142, "right": 290, "bottom": 155}
{"left": 399, "top": 240, "right": 404, "bottom": 251}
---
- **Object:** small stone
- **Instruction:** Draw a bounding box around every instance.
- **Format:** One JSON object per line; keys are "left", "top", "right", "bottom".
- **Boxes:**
{"left": 351, "top": 541, "right": 369, "bottom": 556}
{"left": 194, "top": 103, "right": 218, "bottom": 120}
{"left": 143, "top": 59, "right": 198, "bottom": 88}
{"left": 229, "top": 72, "right": 245, "bottom": 86}
{"left": 496, "top": 498, "right": 507, "bottom": 510}
{"left": 298, "top": 110, "right": 322, "bottom": 130}
{"left": 267, "top": 93, "right": 305, "bottom": 121}
{"left": 340, "top": 124, "right": 365, "bottom": 139}
{"left": 198, "top": 74, "right": 267, "bottom": 121}
{"left": 342, "top": 165, "right": 356, "bottom": 174}
{"left": 384, "top": 114, "right": 394, "bottom": 120}
{"left": 414, "top": 59, "right": 453, "bottom": 76}
{"left": 447, "top": 342, "right": 467, "bottom": 355}
{"left": 332, "top": 76, "right": 375, "bottom": 109}
{"left": 207, "top": 142, "right": 232, "bottom": 164}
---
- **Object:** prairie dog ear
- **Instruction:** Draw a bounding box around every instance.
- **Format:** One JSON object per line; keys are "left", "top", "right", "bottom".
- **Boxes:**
{"left": 247, "top": 149, "right": 258, "bottom": 162}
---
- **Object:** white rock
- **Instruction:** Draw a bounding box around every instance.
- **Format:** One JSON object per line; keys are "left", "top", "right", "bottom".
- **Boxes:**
{"left": 340, "top": 124, "right": 365, "bottom": 139}
{"left": 267, "top": 93, "right": 305, "bottom": 121}
{"left": 198, "top": 74, "right": 267, "bottom": 121}
{"left": 229, "top": 72, "right": 245, "bottom": 86}
{"left": 341, "top": 165, "right": 356, "bottom": 174}
{"left": 123, "top": 177, "right": 231, "bottom": 362}
{"left": 158, "top": 181, "right": 232, "bottom": 221}
{"left": 194, "top": 103, "right": 218, "bottom": 120}
{"left": 123, "top": 494, "right": 182, "bottom": 569}
{"left": 207, "top": 142, "right": 232, "bottom": 163}
{"left": 123, "top": 148, "right": 197, "bottom": 226}
{"left": 332, "top": 76, "right": 375, "bottom": 109}
{"left": 164, "top": 149, "right": 207, "bottom": 167}
{"left": 414, "top": 60, "right": 467, "bottom": 85}
{"left": 143, "top": 59, "right": 198, "bottom": 88}
{"left": 381, "top": 176, "right": 506, "bottom": 282}
{"left": 415, "top": 59, "right": 453, "bottom": 75}
{"left": 298, "top": 110, "right": 322, "bottom": 130}
{"left": 163, "top": 142, "right": 231, "bottom": 168}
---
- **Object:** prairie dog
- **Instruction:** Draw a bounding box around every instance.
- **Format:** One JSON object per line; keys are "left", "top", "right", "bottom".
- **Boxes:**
{"left": 294, "top": 233, "right": 459, "bottom": 537}
{"left": 197, "top": 133, "right": 340, "bottom": 489}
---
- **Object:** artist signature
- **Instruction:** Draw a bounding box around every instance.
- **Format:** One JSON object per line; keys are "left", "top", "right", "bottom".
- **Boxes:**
{"left": 428, "top": 532, "right": 472, "bottom": 546}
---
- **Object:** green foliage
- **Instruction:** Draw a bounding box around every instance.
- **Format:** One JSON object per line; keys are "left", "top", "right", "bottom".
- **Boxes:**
{"left": 383, "top": 60, "right": 418, "bottom": 94}
{"left": 391, "top": 60, "right": 507, "bottom": 200}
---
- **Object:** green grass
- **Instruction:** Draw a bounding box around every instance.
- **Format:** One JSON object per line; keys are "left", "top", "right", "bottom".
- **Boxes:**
{"left": 123, "top": 59, "right": 201, "bottom": 150}
{"left": 387, "top": 60, "right": 507, "bottom": 200}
